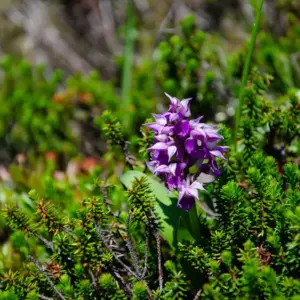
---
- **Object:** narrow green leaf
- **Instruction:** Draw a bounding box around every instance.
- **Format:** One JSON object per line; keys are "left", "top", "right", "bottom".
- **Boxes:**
{"left": 233, "top": 0, "right": 264, "bottom": 149}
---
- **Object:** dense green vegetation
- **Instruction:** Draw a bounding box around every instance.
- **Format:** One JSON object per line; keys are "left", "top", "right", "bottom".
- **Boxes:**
{"left": 0, "top": 3, "right": 299, "bottom": 299}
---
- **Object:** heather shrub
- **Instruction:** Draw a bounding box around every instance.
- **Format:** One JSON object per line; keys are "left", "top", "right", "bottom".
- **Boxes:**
{"left": 0, "top": 4, "right": 299, "bottom": 300}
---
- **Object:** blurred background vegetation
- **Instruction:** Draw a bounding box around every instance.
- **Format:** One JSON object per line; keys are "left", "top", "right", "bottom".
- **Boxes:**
{"left": 0, "top": 0, "right": 299, "bottom": 285}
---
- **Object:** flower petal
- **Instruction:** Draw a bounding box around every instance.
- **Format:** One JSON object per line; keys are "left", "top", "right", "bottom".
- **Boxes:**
{"left": 179, "top": 98, "right": 192, "bottom": 116}
{"left": 184, "top": 138, "right": 197, "bottom": 154}
{"left": 178, "top": 195, "right": 195, "bottom": 211}
{"left": 167, "top": 175, "right": 182, "bottom": 190}
{"left": 168, "top": 145, "right": 177, "bottom": 161}
{"left": 185, "top": 188, "right": 198, "bottom": 199}
{"left": 152, "top": 114, "right": 167, "bottom": 125}
{"left": 174, "top": 120, "right": 191, "bottom": 138}
{"left": 146, "top": 161, "right": 157, "bottom": 172}
{"left": 154, "top": 165, "right": 170, "bottom": 175}
{"left": 169, "top": 113, "right": 180, "bottom": 122}
{"left": 154, "top": 134, "right": 169, "bottom": 142}
{"left": 210, "top": 150, "right": 226, "bottom": 160}
{"left": 205, "top": 129, "right": 223, "bottom": 141}
{"left": 161, "top": 126, "right": 174, "bottom": 135}
{"left": 148, "top": 142, "right": 168, "bottom": 151}
{"left": 211, "top": 160, "right": 222, "bottom": 176}
{"left": 190, "top": 181, "right": 206, "bottom": 191}
{"left": 190, "top": 116, "right": 203, "bottom": 127}
{"left": 196, "top": 173, "right": 215, "bottom": 184}
{"left": 146, "top": 123, "right": 164, "bottom": 133}
{"left": 169, "top": 163, "right": 177, "bottom": 176}
{"left": 191, "top": 128, "right": 206, "bottom": 140}
{"left": 165, "top": 93, "right": 179, "bottom": 105}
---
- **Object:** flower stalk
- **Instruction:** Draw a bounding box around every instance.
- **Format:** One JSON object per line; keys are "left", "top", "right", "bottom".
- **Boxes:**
{"left": 233, "top": 0, "right": 264, "bottom": 150}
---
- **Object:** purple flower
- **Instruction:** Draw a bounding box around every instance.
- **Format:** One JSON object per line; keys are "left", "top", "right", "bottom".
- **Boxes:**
{"left": 165, "top": 93, "right": 192, "bottom": 118}
{"left": 178, "top": 177, "right": 206, "bottom": 211}
{"left": 145, "top": 93, "right": 228, "bottom": 211}
{"left": 174, "top": 120, "right": 191, "bottom": 138}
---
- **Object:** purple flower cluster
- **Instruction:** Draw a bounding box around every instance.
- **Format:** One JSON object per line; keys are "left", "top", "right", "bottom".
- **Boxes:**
{"left": 146, "top": 94, "right": 228, "bottom": 211}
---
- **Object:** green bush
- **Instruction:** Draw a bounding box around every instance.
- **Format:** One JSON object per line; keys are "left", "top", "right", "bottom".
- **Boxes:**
{"left": 0, "top": 6, "right": 299, "bottom": 300}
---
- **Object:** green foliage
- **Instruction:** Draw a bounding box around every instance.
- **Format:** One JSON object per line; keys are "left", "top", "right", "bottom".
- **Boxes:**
{"left": 0, "top": 56, "right": 155, "bottom": 168}
{"left": 120, "top": 170, "right": 177, "bottom": 248}
{"left": 126, "top": 176, "right": 155, "bottom": 222}
{"left": 99, "top": 273, "right": 126, "bottom": 300}
{"left": 1, "top": 187, "right": 126, "bottom": 299}
{"left": 156, "top": 261, "right": 188, "bottom": 300}
{"left": 155, "top": 15, "right": 205, "bottom": 99}
{"left": 95, "top": 110, "right": 125, "bottom": 147}
{"left": 138, "top": 122, "right": 154, "bottom": 160}
{"left": 155, "top": 15, "right": 228, "bottom": 120}
{"left": 230, "top": 13, "right": 300, "bottom": 93}
{"left": 0, "top": 57, "right": 75, "bottom": 156}
{"left": 2, "top": 202, "right": 36, "bottom": 235}
{"left": 132, "top": 281, "right": 148, "bottom": 300}
{"left": 0, "top": 5, "right": 300, "bottom": 300}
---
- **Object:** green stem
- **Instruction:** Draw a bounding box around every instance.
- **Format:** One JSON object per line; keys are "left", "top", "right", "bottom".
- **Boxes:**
{"left": 188, "top": 204, "right": 201, "bottom": 244}
{"left": 233, "top": 0, "right": 264, "bottom": 150}
{"left": 121, "top": 0, "right": 135, "bottom": 130}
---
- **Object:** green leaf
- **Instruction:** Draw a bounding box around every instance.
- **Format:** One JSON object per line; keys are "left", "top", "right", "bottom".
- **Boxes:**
{"left": 186, "top": 204, "right": 201, "bottom": 244}
{"left": 120, "top": 170, "right": 192, "bottom": 248}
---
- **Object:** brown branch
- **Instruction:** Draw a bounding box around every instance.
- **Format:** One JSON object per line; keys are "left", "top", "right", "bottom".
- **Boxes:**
{"left": 29, "top": 256, "right": 66, "bottom": 300}
{"left": 89, "top": 269, "right": 99, "bottom": 294}
{"left": 95, "top": 223, "right": 140, "bottom": 279}
{"left": 32, "top": 232, "right": 54, "bottom": 252}
{"left": 154, "top": 230, "right": 163, "bottom": 291}
{"left": 193, "top": 288, "right": 202, "bottom": 300}
{"left": 108, "top": 265, "right": 133, "bottom": 297}
{"left": 38, "top": 295, "right": 54, "bottom": 300}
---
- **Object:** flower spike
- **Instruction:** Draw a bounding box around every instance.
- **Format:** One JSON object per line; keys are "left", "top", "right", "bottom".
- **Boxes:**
{"left": 146, "top": 94, "right": 228, "bottom": 211}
